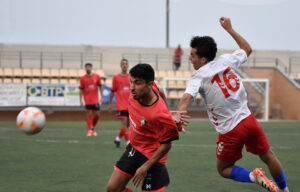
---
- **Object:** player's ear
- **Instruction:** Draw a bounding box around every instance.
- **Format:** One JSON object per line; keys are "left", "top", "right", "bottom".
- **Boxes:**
{"left": 200, "top": 57, "right": 208, "bottom": 64}
{"left": 147, "top": 81, "right": 154, "bottom": 87}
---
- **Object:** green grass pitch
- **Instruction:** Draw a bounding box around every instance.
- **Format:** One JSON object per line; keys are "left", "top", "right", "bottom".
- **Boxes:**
{"left": 0, "top": 120, "right": 299, "bottom": 192}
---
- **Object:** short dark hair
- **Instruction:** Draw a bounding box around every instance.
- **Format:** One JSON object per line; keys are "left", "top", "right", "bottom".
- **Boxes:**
{"left": 190, "top": 36, "right": 217, "bottom": 61}
{"left": 85, "top": 63, "right": 93, "bottom": 67}
{"left": 129, "top": 63, "right": 154, "bottom": 83}
{"left": 121, "top": 58, "right": 128, "bottom": 63}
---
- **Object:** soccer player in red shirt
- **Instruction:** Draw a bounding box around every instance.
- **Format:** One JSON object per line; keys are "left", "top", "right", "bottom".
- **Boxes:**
{"left": 108, "top": 59, "right": 130, "bottom": 148}
{"left": 173, "top": 44, "right": 183, "bottom": 71}
{"left": 106, "top": 64, "right": 187, "bottom": 192}
{"left": 79, "top": 63, "right": 103, "bottom": 137}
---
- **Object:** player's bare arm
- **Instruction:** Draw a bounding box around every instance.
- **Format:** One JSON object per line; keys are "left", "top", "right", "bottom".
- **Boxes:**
{"left": 79, "top": 88, "right": 84, "bottom": 106}
{"left": 132, "top": 143, "right": 171, "bottom": 188}
{"left": 108, "top": 90, "right": 114, "bottom": 112}
{"left": 220, "top": 17, "right": 252, "bottom": 56}
{"left": 177, "top": 93, "right": 193, "bottom": 111}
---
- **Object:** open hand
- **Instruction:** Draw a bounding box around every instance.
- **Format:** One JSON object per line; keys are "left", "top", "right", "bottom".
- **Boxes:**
{"left": 171, "top": 111, "right": 190, "bottom": 133}
{"left": 132, "top": 165, "right": 148, "bottom": 188}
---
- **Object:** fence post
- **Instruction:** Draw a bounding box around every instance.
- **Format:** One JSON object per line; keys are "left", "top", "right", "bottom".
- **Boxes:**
{"left": 19, "top": 51, "right": 22, "bottom": 68}
{"left": 275, "top": 58, "right": 278, "bottom": 67}
{"left": 60, "top": 52, "right": 63, "bottom": 68}
{"left": 100, "top": 53, "right": 103, "bottom": 69}
{"left": 40, "top": 52, "right": 43, "bottom": 69}
{"left": 289, "top": 57, "right": 292, "bottom": 75}
{"left": 80, "top": 52, "right": 83, "bottom": 69}
{"left": 138, "top": 53, "right": 141, "bottom": 63}
{"left": 155, "top": 54, "right": 158, "bottom": 70}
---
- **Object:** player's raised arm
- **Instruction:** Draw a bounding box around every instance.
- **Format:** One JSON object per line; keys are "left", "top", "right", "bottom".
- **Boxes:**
{"left": 220, "top": 17, "right": 252, "bottom": 56}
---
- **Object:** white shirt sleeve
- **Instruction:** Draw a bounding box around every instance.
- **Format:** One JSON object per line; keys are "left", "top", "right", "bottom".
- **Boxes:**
{"left": 225, "top": 49, "right": 248, "bottom": 70}
{"left": 184, "top": 73, "right": 202, "bottom": 99}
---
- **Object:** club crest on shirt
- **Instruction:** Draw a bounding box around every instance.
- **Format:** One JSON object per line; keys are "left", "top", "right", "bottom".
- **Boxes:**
{"left": 94, "top": 78, "right": 97, "bottom": 83}
{"left": 141, "top": 117, "right": 148, "bottom": 126}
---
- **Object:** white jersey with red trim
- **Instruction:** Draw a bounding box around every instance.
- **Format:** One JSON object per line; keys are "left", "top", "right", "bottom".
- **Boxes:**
{"left": 185, "top": 49, "right": 251, "bottom": 134}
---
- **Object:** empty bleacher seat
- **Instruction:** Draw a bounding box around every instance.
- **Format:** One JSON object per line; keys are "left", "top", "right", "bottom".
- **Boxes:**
{"left": 13, "top": 78, "right": 22, "bottom": 83}
{"left": 69, "top": 79, "right": 78, "bottom": 84}
{"left": 167, "top": 80, "right": 177, "bottom": 89}
{"left": 168, "top": 90, "right": 179, "bottom": 99}
{"left": 22, "top": 69, "right": 32, "bottom": 77}
{"left": 96, "top": 69, "right": 106, "bottom": 78}
{"left": 22, "top": 78, "right": 31, "bottom": 83}
{"left": 68, "top": 69, "right": 78, "bottom": 78}
{"left": 50, "top": 69, "right": 60, "bottom": 78}
{"left": 78, "top": 69, "right": 85, "bottom": 77}
{"left": 167, "top": 70, "right": 175, "bottom": 77}
{"left": 4, "top": 68, "right": 13, "bottom": 77}
{"left": 59, "top": 79, "right": 69, "bottom": 84}
{"left": 3, "top": 78, "right": 12, "bottom": 83}
{"left": 31, "top": 78, "right": 40, "bottom": 84}
{"left": 183, "top": 71, "right": 192, "bottom": 78}
{"left": 32, "top": 68, "right": 41, "bottom": 77}
{"left": 41, "top": 69, "right": 51, "bottom": 78}
{"left": 41, "top": 78, "right": 50, "bottom": 84}
{"left": 13, "top": 69, "right": 23, "bottom": 77}
{"left": 59, "top": 69, "right": 69, "bottom": 78}
{"left": 50, "top": 78, "right": 59, "bottom": 84}
{"left": 157, "top": 71, "right": 166, "bottom": 79}
{"left": 177, "top": 80, "right": 186, "bottom": 89}
{"left": 175, "top": 71, "right": 184, "bottom": 77}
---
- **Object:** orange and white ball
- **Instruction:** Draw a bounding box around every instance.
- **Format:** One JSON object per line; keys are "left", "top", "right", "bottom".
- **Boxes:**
{"left": 16, "top": 107, "right": 46, "bottom": 135}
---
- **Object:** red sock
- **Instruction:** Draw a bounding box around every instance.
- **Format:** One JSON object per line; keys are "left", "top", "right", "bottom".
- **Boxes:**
{"left": 92, "top": 116, "right": 99, "bottom": 127}
{"left": 122, "top": 128, "right": 129, "bottom": 142}
{"left": 126, "top": 188, "right": 134, "bottom": 192}
{"left": 86, "top": 116, "right": 93, "bottom": 131}
{"left": 118, "top": 128, "right": 123, "bottom": 138}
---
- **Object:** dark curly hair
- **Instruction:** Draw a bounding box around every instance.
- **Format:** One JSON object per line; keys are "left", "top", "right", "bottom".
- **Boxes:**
{"left": 190, "top": 36, "right": 217, "bottom": 61}
{"left": 129, "top": 63, "right": 154, "bottom": 83}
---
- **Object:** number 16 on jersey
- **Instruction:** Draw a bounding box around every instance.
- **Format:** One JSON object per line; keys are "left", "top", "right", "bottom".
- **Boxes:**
{"left": 211, "top": 66, "right": 240, "bottom": 98}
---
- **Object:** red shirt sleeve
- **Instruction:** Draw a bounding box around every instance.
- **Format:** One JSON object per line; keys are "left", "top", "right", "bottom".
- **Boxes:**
{"left": 111, "top": 75, "right": 118, "bottom": 91}
{"left": 79, "top": 77, "right": 84, "bottom": 89}
{"left": 158, "top": 110, "right": 179, "bottom": 143}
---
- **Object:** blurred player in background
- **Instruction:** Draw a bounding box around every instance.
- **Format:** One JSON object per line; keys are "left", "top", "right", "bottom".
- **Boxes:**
{"left": 108, "top": 59, "right": 130, "bottom": 147}
{"left": 173, "top": 44, "right": 183, "bottom": 71}
{"left": 177, "top": 17, "right": 288, "bottom": 192}
{"left": 79, "top": 63, "right": 103, "bottom": 137}
{"left": 106, "top": 64, "right": 187, "bottom": 192}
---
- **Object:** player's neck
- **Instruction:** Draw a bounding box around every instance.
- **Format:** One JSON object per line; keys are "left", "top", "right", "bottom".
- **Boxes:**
{"left": 119, "top": 71, "right": 128, "bottom": 76}
{"left": 139, "top": 90, "right": 157, "bottom": 106}
{"left": 86, "top": 73, "right": 93, "bottom": 77}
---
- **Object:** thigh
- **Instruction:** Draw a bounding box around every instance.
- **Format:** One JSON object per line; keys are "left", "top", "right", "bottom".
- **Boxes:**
{"left": 216, "top": 128, "right": 245, "bottom": 162}
{"left": 142, "top": 163, "right": 170, "bottom": 192}
{"left": 245, "top": 114, "right": 270, "bottom": 155}
{"left": 107, "top": 170, "right": 131, "bottom": 192}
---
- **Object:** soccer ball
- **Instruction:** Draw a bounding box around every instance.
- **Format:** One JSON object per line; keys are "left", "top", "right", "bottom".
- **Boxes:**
{"left": 16, "top": 107, "right": 46, "bottom": 135}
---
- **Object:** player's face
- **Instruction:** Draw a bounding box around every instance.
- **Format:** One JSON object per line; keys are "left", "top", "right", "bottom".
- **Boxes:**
{"left": 85, "top": 65, "right": 92, "bottom": 75}
{"left": 130, "top": 76, "right": 151, "bottom": 100}
{"left": 190, "top": 48, "right": 203, "bottom": 70}
{"left": 120, "top": 61, "right": 128, "bottom": 72}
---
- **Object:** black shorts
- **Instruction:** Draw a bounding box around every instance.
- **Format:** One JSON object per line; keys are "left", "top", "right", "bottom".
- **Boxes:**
{"left": 116, "top": 110, "right": 129, "bottom": 119}
{"left": 115, "top": 144, "right": 169, "bottom": 191}
{"left": 85, "top": 104, "right": 100, "bottom": 111}
{"left": 174, "top": 62, "right": 181, "bottom": 67}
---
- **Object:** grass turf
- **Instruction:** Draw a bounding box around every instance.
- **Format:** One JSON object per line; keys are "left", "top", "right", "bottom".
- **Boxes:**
{"left": 0, "top": 120, "right": 299, "bottom": 192}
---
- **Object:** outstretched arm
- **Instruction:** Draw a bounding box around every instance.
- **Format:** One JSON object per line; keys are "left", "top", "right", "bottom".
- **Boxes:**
{"left": 220, "top": 17, "right": 252, "bottom": 56}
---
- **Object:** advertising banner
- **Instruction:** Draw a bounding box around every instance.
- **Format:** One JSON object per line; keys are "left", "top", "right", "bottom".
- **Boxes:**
{"left": 27, "top": 84, "right": 65, "bottom": 106}
{"left": 65, "top": 84, "right": 80, "bottom": 106}
{"left": 0, "top": 84, "right": 27, "bottom": 106}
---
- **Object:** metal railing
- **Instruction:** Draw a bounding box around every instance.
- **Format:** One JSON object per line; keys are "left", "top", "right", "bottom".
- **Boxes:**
{"left": 122, "top": 53, "right": 192, "bottom": 70}
{"left": 0, "top": 51, "right": 103, "bottom": 69}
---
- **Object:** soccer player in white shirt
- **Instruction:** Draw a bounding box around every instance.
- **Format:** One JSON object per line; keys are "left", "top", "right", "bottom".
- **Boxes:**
{"left": 177, "top": 17, "right": 288, "bottom": 192}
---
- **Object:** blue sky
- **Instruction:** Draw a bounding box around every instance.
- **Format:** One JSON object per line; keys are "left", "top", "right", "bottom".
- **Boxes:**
{"left": 0, "top": 0, "right": 299, "bottom": 50}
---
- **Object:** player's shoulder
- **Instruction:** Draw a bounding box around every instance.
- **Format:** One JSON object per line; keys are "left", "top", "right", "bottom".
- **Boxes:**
{"left": 93, "top": 73, "right": 100, "bottom": 78}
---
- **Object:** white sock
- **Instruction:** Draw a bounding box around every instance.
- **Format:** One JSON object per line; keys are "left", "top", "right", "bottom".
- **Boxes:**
{"left": 249, "top": 172, "right": 256, "bottom": 183}
{"left": 115, "top": 136, "right": 120, "bottom": 142}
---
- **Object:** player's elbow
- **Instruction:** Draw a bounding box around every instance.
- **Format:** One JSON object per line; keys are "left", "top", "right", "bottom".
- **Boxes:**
{"left": 243, "top": 45, "right": 252, "bottom": 57}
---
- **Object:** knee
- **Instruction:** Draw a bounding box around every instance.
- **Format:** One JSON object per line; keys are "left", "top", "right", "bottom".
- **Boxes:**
{"left": 106, "top": 183, "right": 118, "bottom": 192}
{"left": 217, "top": 166, "right": 228, "bottom": 178}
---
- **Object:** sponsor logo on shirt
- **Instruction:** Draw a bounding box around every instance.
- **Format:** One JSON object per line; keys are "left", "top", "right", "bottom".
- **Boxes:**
{"left": 141, "top": 116, "right": 148, "bottom": 126}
